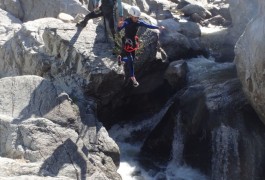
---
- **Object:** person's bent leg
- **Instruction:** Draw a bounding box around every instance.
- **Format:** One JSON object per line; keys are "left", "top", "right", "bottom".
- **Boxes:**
{"left": 76, "top": 9, "right": 103, "bottom": 27}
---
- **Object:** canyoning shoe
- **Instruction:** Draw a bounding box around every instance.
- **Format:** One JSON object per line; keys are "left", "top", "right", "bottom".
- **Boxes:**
{"left": 76, "top": 21, "right": 87, "bottom": 28}
{"left": 132, "top": 79, "right": 139, "bottom": 87}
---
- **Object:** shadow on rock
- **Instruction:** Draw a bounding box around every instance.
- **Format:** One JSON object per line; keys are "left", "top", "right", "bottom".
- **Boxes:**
{"left": 38, "top": 138, "right": 87, "bottom": 180}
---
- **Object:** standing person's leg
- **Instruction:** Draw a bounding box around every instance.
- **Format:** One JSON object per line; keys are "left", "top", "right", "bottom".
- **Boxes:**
{"left": 76, "top": 7, "right": 103, "bottom": 27}
{"left": 105, "top": 13, "right": 115, "bottom": 39}
{"left": 105, "top": 10, "right": 120, "bottom": 54}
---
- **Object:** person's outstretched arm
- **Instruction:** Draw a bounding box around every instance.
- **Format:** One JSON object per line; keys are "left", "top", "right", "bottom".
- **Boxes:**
{"left": 139, "top": 19, "right": 164, "bottom": 30}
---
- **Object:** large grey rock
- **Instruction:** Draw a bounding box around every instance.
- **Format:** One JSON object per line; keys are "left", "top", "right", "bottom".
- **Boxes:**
{"left": 0, "top": 0, "right": 24, "bottom": 20}
{"left": 158, "top": 18, "right": 205, "bottom": 60}
{"left": 0, "top": 75, "right": 121, "bottom": 179}
{"left": 0, "top": 76, "right": 77, "bottom": 126}
{"left": 0, "top": 15, "right": 122, "bottom": 102}
{"left": 0, "top": 0, "right": 88, "bottom": 22}
{"left": 180, "top": 3, "right": 212, "bottom": 19}
{"left": 0, "top": 9, "right": 21, "bottom": 47}
{"left": 0, "top": 157, "right": 73, "bottom": 180}
{"left": 234, "top": 0, "right": 265, "bottom": 124}
{"left": 145, "top": 0, "right": 175, "bottom": 20}
{"left": 164, "top": 60, "right": 188, "bottom": 88}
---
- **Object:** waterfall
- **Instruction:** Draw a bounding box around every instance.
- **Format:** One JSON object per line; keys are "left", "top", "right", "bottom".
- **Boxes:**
{"left": 171, "top": 112, "right": 184, "bottom": 165}
{"left": 211, "top": 124, "right": 240, "bottom": 180}
{"left": 109, "top": 92, "right": 208, "bottom": 179}
{"left": 109, "top": 94, "right": 177, "bottom": 180}
{"left": 164, "top": 111, "right": 208, "bottom": 180}
{"left": 109, "top": 57, "right": 254, "bottom": 180}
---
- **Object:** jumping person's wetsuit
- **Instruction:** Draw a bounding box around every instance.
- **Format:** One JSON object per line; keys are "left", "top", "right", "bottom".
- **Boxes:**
{"left": 117, "top": 18, "right": 160, "bottom": 78}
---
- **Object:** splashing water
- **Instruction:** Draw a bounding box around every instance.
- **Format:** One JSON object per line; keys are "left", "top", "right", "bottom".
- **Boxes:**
{"left": 109, "top": 99, "right": 208, "bottom": 180}
{"left": 109, "top": 95, "right": 176, "bottom": 180}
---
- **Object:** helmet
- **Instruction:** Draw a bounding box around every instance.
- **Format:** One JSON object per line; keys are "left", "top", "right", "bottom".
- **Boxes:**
{"left": 128, "top": 6, "right": 141, "bottom": 17}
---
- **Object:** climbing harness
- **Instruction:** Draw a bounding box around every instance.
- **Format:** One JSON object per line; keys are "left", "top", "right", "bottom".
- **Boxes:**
{"left": 124, "top": 36, "right": 140, "bottom": 52}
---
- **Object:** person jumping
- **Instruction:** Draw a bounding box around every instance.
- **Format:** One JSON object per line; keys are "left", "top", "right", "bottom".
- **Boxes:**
{"left": 117, "top": 6, "right": 164, "bottom": 87}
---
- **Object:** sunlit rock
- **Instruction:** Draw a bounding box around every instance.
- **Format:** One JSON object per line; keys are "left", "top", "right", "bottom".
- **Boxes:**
{"left": 0, "top": 75, "right": 121, "bottom": 179}
{"left": 235, "top": 0, "right": 265, "bottom": 124}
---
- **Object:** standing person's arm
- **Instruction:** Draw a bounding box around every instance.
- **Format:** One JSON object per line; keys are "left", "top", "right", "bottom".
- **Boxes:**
{"left": 116, "top": 0, "right": 124, "bottom": 21}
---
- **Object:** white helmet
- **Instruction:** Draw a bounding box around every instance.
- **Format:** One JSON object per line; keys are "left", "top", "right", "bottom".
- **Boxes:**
{"left": 128, "top": 6, "right": 141, "bottom": 17}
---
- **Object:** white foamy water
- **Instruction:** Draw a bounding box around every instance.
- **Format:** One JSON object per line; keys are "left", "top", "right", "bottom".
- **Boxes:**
{"left": 109, "top": 99, "right": 172, "bottom": 180}
{"left": 109, "top": 95, "right": 208, "bottom": 180}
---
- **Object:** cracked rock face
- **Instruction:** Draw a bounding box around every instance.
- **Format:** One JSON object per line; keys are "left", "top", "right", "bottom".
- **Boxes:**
{"left": 0, "top": 12, "right": 124, "bottom": 103}
{"left": 0, "top": 75, "right": 121, "bottom": 180}
{"left": 0, "top": 0, "right": 88, "bottom": 22}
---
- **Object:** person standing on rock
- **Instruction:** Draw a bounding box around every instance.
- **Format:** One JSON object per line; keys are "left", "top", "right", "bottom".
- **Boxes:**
{"left": 76, "top": 0, "right": 123, "bottom": 48}
{"left": 117, "top": 6, "right": 165, "bottom": 87}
